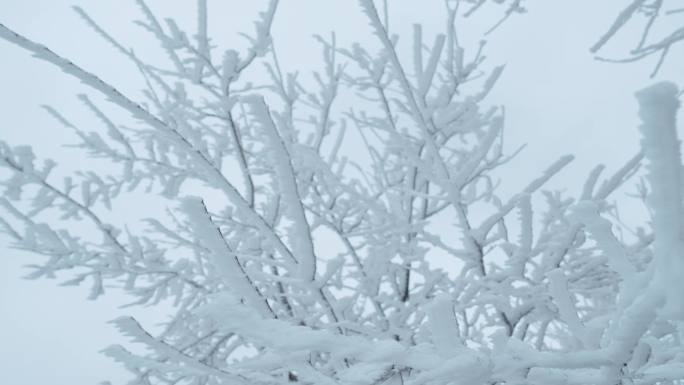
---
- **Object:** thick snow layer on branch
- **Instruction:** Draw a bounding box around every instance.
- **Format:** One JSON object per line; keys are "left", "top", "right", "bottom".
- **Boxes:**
{"left": 180, "top": 197, "right": 273, "bottom": 317}
{"left": 571, "top": 201, "right": 636, "bottom": 280}
{"left": 198, "top": 293, "right": 493, "bottom": 384}
{"left": 547, "top": 269, "right": 588, "bottom": 347}
{"left": 636, "top": 82, "right": 682, "bottom": 244}
{"left": 424, "top": 293, "right": 464, "bottom": 356}
{"left": 246, "top": 96, "right": 318, "bottom": 281}
{"left": 635, "top": 82, "right": 684, "bottom": 319}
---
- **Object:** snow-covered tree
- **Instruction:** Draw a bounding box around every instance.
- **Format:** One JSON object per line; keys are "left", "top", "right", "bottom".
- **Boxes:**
{"left": 1, "top": 1, "right": 683, "bottom": 384}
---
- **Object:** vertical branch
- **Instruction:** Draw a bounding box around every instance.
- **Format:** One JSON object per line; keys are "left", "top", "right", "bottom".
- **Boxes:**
{"left": 193, "top": 0, "right": 210, "bottom": 80}
{"left": 636, "top": 82, "right": 682, "bottom": 248}
{"left": 635, "top": 81, "right": 684, "bottom": 318}
{"left": 246, "top": 97, "right": 318, "bottom": 281}
{"left": 358, "top": 0, "right": 450, "bottom": 181}
{"left": 547, "top": 269, "right": 588, "bottom": 347}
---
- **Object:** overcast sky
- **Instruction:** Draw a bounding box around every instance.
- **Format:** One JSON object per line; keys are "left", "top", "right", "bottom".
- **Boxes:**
{"left": 1, "top": 1, "right": 682, "bottom": 384}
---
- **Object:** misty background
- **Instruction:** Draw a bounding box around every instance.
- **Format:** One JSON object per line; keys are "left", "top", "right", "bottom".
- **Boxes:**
{"left": 1, "top": 1, "right": 682, "bottom": 383}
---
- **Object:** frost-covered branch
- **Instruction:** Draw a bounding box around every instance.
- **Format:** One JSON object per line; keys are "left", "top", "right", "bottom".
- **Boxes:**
{"left": 1, "top": 2, "right": 683, "bottom": 385}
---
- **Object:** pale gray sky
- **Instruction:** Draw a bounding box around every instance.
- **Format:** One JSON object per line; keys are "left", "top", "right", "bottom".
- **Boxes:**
{"left": 0, "top": 1, "right": 682, "bottom": 384}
